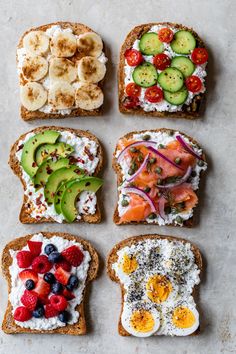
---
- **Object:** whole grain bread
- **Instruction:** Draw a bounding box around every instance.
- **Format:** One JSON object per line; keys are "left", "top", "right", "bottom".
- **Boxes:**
{"left": 118, "top": 22, "right": 207, "bottom": 119}
{"left": 113, "top": 128, "right": 207, "bottom": 227}
{"left": 17, "top": 22, "right": 106, "bottom": 121}
{"left": 9, "top": 126, "right": 103, "bottom": 224}
{"left": 1, "top": 232, "right": 99, "bottom": 335}
{"left": 107, "top": 234, "right": 202, "bottom": 336}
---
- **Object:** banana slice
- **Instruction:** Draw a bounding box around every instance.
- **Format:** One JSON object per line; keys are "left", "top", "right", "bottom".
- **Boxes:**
{"left": 49, "top": 58, "right": 77, "bottom": 83}
{"left": 77, "top": 32, "right": 103, "bottom": 57}
{"left": 22, "top": 55, "right": 48, "bottom": 81}
{"left": 48, "top": 81, "right": 75, "bottom": 109}
{"left": 75, "top": 83, "right": 104, "bottom": 110}
{"left": 77, "top": 56, "right": 106, "bottom": 83}
{"left": 20, "top": 82, "right": 47, "bottom": 111}
{"left": 50, "top": 32, "right": 77, "bottom": 57}
{"left": 23, "top": 31, "right": 49, "bottom": 56}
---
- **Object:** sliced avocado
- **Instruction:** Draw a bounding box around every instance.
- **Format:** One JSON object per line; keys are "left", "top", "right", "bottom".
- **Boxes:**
{"left": 61, "top": 177, "right": 103, "bottom": 223}
{"left": 21, "top": 130, "right": 60, "bottom": 178}
{"left": 54, "top": 180, "right": 74, "bottom": 215}
{"left": 33, "top": 158, "right": 70, "bottom": 189}
{"left": 44, "top": 165, "right": 85, "bottom": 206}
{"left": 35, "top": 142, "right": 74, "bottom": 166}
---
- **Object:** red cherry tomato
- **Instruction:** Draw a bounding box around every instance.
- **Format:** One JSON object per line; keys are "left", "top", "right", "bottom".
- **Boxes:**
{"left": 125, "top": 83, "right": 141, "bottom": 97}
{"left": 191, "top": 48, "right": 208, "bottom": 65}
{"left": 124, "top": 49, "right": 143, "bottom": 66}
{"left": 185, "top": 76, "right": 202, "bottom": 93}
{"left": 153, "top": 53, "right": 171, "bottom": 70}
{"left": 145, "top": 86, "right": 164, "bottom": 103}
{"left": 158, "top": 28, "right": 174, "bottom": 43}
{"left": 123, "top": 96, "right": 140, "bottom": 109}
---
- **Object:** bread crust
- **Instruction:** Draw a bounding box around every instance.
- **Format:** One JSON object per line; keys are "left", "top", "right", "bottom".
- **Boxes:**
{"left": 106, "top": 234, "right": 202, "bottom": 336}
{"left": 112, "top": 128, "right": 207, "bottom": 227}
{"left": 9, "top": 126, "right": 103, "bottom": 224}
{"left": 118, "top": 22, "right": 206, "bottom": 119}
{"left": 1, "top": 232, "right": 99, "bottom": 335}
{"left": 17, "top": 22, "right": 106, "bottom": 121}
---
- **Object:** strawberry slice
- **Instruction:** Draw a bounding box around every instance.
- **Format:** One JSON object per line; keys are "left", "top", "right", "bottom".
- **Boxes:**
{"left": 27, "top": 240, "right": 42, "bottom": 257}
{"left": 54, "top": 267, "right": 70, "bottom": 285}
{"left": 16, "top": 251, "right": 33, "bottom": 268}
{"left": 63, "top": 288, "right": 75, "bottom": 300}
{"left": 21, "top": 290, "right": 38, "bottom": 311}
{"left": 61, "top": 246, "right": 84, "bottom": 267}
{"left": 55, "top": 259, "right": 72, "bottom": 272}
{"left": 19, "top": 269, "right": 38, "bottom": 283}
{"left": 45, "top": 304, "right": 59, "bottom": 319}
{"left": 34, "top": 278, "right": 51, "bottom": 298}
{"left": 14, "top": 306, "right": 32, "bottom": 322}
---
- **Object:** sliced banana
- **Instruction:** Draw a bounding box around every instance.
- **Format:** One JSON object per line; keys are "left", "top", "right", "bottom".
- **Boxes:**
{"left": 49, "top": 58, "right": 77, "bottom": 83}
{"left": 22, "top": 55, "right": 48, "bottom": 81}
{"left": 50, "top": 32, "right": 77, "bottom": 57}
{"left": 75, "top": 83, "right": 104, "bottom": 110}
{"left": 20, "top": 82, "right": 47, "bottom": 111}
{"left": 23, "top": 31, "right": 49, "bottom": 56}
{"left": 77, "top": 56, "right": 106, "bottom": 83}
{"left": 77, "top": 32, "right": 103, "bottom": 57}
{"left": 48, "top": 81, "right": 75, "bottom": 109}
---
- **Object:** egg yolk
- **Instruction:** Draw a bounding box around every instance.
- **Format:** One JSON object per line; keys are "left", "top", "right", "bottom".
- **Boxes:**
{"left": 121, "top": 254, "right": 138, "bottom": 274}
{"left": 146, "top": 275, "right": 172, "bottom": 303}
{"left": 172, "top": 307, "right": 196, "bottom": 328}
{"left": 130, "top": 310, "right": 155, "bottom": 333}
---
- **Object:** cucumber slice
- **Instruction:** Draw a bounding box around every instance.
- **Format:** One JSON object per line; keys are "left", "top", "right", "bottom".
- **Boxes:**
{"left": 133, "top": 63, "right": 158, "bottom": 88}
{"left": 158, "top": 68, "right": 184, "bottom": 93}
{"left": 139, "top": 33, "right": 164, "bottom": 55}
{"left": 171, "top": 56, "right": 195, "bottom": 78}
{"left": 164, "top": 86, "right": 188, "bottom": 105}
{"left": 170, "top": 30, "right": 196, "bottom": 54}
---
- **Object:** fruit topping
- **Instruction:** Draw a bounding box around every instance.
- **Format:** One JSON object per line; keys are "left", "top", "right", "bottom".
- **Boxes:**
{"left": 43, "top": 272, "right": 56, "bottom": 284}
{"left": 21, "top": 290, "right": 38, "bottom": 311}
{"left": 63, "top": 288, "right": 75, "bottom": 300}
{"left": 25, "top": 279, "right": 35, "bottom": 290}
{"left": 27, "top": 240, "right": 42, "bottom": 257}
{"left": 32, "top": 305, "right": 45, "bottom": 318}
{"left": 58, "top": 310, "right": 71, "bottom": 323}
{"left": 45, "top": 304, "right": 59, "bottom": 319}
{"left": 44, "top": 243, "right": 57, "bottom": 255}
{"left": 67, "top": 275, "right": 79, "bottom": 290}
{"left": 16, "top": 251, "right": 33, "bottom": 268}
{"left": 34, "top": 277, "right": 51, "bottom": 297}
{"left": 62, "top": 245, "right": 84, "bottom": 267}
{"left": 54, "top": 267, "right": 70, "bottom": 285}
{"left": 51, "top": 281, "right": 63, "bottom": 294}
{"left": 48, "top": 251, "right": 61, "bottom": 263}
{"left": 50, "top": 295, "right": 68, "bottom": 311}
{"left": 32, "top": 255, "right": 52, "bottom": 274}
{"left": 19, "top": 269, "right": 38, "bottom": 283}
{"left": 55, "top": 259, "right": 72, "bottom": 272}
{"left": 14, "top": 306, "right": 32, "bottom": 322}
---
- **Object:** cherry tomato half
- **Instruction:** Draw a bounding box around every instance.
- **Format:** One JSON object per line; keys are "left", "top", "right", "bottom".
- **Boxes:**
{"left": 158, "top": 28, "right": 174, "bottom": 43}
{"left": 185, "top": 76, "right": 202, "bottom": 93}
{"left": 124, "top": 49, "right": 143, "bottom": 66}
{"left": 125, "top": 83, "right": 141, "bottom": 97}
{"left": 191, "top": 48, "right": 208, "bottom": 65}
{"left": 145, "top": 86, "right": 164, "bottom": 103}
{"left": 123, "top": 96, "right": 140, "bottom": 109}
{"left": 153, "top": 53, "right": 171, "bottom": 70}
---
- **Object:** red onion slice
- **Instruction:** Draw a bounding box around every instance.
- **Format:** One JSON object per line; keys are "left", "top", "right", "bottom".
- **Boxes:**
{"left": 148, "top": 146, "right": 184, "bottom": 170}
{"left": 156, "top": 166, "right": 192, "bottom": 189}
{"left": 126, "top": 154, "right": 150, "bottom": 182}
{"left": 176, "top": 135, "right": 203, "bottom": 160}
{"left": 158, "top": 196, "right": 166, "bottom": 220}
{"left": 117, "top": 140, "right": 157, "bottom": 163}
{"left": 123, "top": 186, "right": 156, "bottom": 212}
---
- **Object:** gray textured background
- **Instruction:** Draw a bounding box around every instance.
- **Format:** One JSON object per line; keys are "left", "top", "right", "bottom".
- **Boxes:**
{"left": 0, "top": 0, "right": 235, "bottom": 353}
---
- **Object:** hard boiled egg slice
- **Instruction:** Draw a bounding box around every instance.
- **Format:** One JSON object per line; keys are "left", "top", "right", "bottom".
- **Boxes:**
{"left": 145, "top": 274, "right": 178, "bottom": 304}
{"left": 121, "top": 253, "right": 138, "bottom": 274}
{"left": 170, "top": 305, "right": 199, "bottom": 336}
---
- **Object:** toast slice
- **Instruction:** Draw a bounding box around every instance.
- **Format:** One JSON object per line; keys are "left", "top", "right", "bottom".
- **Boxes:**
{"left": 107, "top": 234, "right": 202, "bottom": 337}
{"left": 9, "top": 126, "right": 103, "bottom": 224}
{"left": 113, "top": 128, "right": 207, "bottom": 226}
{"left": 1, "top": 232, "right": 99, "bottom": 334}
{"left": 17, "top": 22, "right": 107, "bottom": 121}
{"left": 119, "top": 22, "right": 207, "bottom": 118}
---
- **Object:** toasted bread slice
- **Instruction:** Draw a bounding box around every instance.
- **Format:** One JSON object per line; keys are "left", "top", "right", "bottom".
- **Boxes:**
{"left": 107, "top": 234, "right": 202, "bottom": 336}
{"left": 113, "top": 128, "right": 207, "bottom": 226}
{"left": 119, "top": 22, "right": 207, "bottom": 118}
{"left": 1, "top": 232, "right": 99, "bottom": 334}
{"left": 17, "top": 22, "right": 107, "bottom": 121}
{"left": 9, "top": 126, "right": 103, "bottom": 224}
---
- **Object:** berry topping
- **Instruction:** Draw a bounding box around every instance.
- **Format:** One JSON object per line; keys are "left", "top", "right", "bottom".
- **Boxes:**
{"left": 44, "top": 243, "right": 57, "bottom": 255}
{"left": 67, "top": 275, "right": 79, "bottom": 290}
{"left": 19, "top": 269, "right": 38, "bottom": 283}
{"left": 32, "top": 305, "right": 45, "bottom": 318}
{"left": 63, "top": 288, "right": 75, "bottom": 300}
{"left": 45, "top": 304, "right": 59, "bottom": 319}
{"left": 62, "top": 246, "right": 84, "bottom": 267}
{"left": 54, "top": 267, "right": 70, "bottom": 286}
{"left": 34, "top": 277, "right": 51, "bottom": 297}
{"left": 32, "top": 255, "right": 52, "bottom": 274}
{"left": 27, "top": 240, "right": 42, "bottom": 257}
{"left": 14, "top": 306, "right": 32, "bottom": 322}
{"left": 25, "top": 279, "right": 35, "bottom": 290}
{"left": 50, "top": 295, "right": 68, "bottom": 312}
{"left": 43, "top": 272, "right": 56, "bottom": 284}
{"left": 55, "top": 259, "right": 72, "bottom": 272}
{"left": 51, "top": 281, "right": 63, "bottom": 295}
{"left": 21, "top": 290, "right": 38, "bottom": 311}
{"left": 16, "top": 251, "right": 33, "bottom": 268}
{"left": 58, "top": 310, "right": 70, "bottom": 323}
{"left": 48, "top": 251, "right": 61, "bottom": 264}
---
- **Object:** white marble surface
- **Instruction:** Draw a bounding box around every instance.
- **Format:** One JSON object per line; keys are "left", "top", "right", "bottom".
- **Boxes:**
{"left": 0, "top": 0, "right": 236, "bottom": 353}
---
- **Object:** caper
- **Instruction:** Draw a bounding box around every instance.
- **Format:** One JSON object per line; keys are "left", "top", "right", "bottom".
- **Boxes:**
{"left": 175, "top": 157, "right": 181, "bottom": 164}
{"left": 130, "top": 147, "right": 138, "bottom": 153}
{"left": 144, "top": 186, "right": 151, "bottom": 193}
{"left": 178, "top": 202, "right": 185, "bottom": 209}
{"left": 142, "top": 134, "right": 151, "bottom": 141}
{"left": 168, "top": 130, "right": 174, "bottom": 136}
{"left": 131, "top": 162, "right": 137, "bottom": 171}
{"left": 157, "top": 178, "right": 162, "bottom": 185}
{"left": 198, "top": 160, "right": 205, "bottom": 167}
{"left": 121, "top": 199, "right": 129, "bottom": 207}
{"left": 175, "top": 216, "right": 183, "bottom": 224}
{"left": 158, "top": 144, "right": 165, "bottom": 149}
{"left": 138, "top": 154, "right": 144, "bottom": 162}
{"left": 128, "top": 168, "right": 134, "bottom": 175}
{"left": 149, "top": 157, "right": 156, "bottom": 164}
{"left": 155, "top": 166, "right": 162, "bottom": 175}
{"left": 191, "top": 170, "right": 197, "bottom": 177}
{"left": 148, "top": 213, "right": 157, "bottom": 219}
{"left": 165, "top": 206, "right": 171, "bottom": 214}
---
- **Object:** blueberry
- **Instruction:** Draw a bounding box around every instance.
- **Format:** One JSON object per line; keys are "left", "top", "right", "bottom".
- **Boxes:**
{"left": 32, "top": 305, "right": 45, "bottom": 318}
{"left": 44, "top": 244, "right": 57, "bottom": 255}
{"left": 48, "top": 251, "right": 61, "bottom": 263}
{"left": 51, "top": 282, "right": 63, "bottom": 294}
{"left": 43, "top": 272, "right": 55, "bottom": 284}
{"left": 58, "top": 310, "right": 70, "bottom": 323}
{"left": 25, "top": 279, "right": 35, "bottom": 290}
{"left": 67, "top": 275, "right": 79, "bottom": 290}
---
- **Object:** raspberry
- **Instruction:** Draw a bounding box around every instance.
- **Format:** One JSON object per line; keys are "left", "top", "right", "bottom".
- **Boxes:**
{"left": 21, "top": 290, "right": 38, "bottom": 311}
{"left": 45, "top": 304, "right": 59, "bottom": 319}
{"left": 16, "top": 251, "right": 33, "bottom": 268}
{"left": 27, "top": 240, "right": 42, "bottom": 257}
{"left": 14, "top": 306, "right": 32, "bottom": 322}
{"left": 32, "top": 255, "right": 52, "bottom": 274}
{"left": 50, "top": 295, "right": 68, "bottom": 311}
{"left": 61, "top": 246, "right": 84, "bottom": 267}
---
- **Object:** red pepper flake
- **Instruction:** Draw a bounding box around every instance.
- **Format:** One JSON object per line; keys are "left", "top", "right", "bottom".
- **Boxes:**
{"left": 35, "top": 194, "right": 42, "bottom": 206}
{"left": 28, "top": 192, "right": 32, "bottom": 196}
{"left": 84, "top": 147, "right": 94, "bottom": 161}
{"left": 32, "top": 162, "right": 37, "bottom": 168}
{"left": 17, "top": 144, "right": 24, "bottom": 151}
{"left": 46, "top": 166, "right": 53, "bottom": 175}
